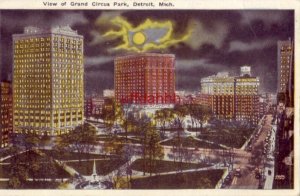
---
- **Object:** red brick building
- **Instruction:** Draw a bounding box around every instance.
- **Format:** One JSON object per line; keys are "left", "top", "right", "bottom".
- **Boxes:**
{"left": 114, "top": 53, "right": 176, "bottom": 105}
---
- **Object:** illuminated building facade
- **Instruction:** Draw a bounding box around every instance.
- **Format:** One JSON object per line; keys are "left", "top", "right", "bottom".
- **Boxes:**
{"left": 103, "top": 89, "right": 115, "bottom": 98}
{"left": 234, "top": 76, "right": 260, "bottom": 123}
{"left": 0, "top": 81, "right": 13, "bottom": 148}
{"left": 277, "top": 39, "right": 294, "bottom": 106}
{"left": 114, "top": 53, "right": 176, "bottom": 106}
{"left": 201, "top": 67, "right": 260, "bottom": 123}
{"left": 13, "top": 26, "right": 84, "bottom": 136}
{"left": 84, "top": 96, "right": 105, "bottom": 118}
{"left": 201, "top": 72, "right": 235, "bottom": 120}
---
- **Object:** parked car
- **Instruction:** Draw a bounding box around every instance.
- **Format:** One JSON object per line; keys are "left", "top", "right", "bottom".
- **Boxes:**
{"left": 224, "top": 174, "right": 233, "bottom": 185}
{"left": 246, "top": 146, "right": 252, "bottom": 152}
{"left": 234, "top": 168, "right": 242, "bottom": 177}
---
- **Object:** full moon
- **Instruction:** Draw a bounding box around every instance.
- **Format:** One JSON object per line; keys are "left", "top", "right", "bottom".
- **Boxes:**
{"left": 132, "top": 31, "right": 146, "bottom": 45}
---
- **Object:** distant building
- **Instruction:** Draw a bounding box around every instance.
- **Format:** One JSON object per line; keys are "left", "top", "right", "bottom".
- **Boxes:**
{"left": 200, "top": 66, "right": 260, "bottom": 123}
{"left": 277, "top": 39, "right": 294, "bottom": 106}
{"left": 175, "top": 91, "right": 197, "bottom": 105}
{"left": 13, "top": 26, "right": 84, "bottom": 136}
{"left": 240, "top": 65, "right": 251, "bottom": 77}
{"left": 84, "top": 96, "right": 93, "bottom": 118}
{"left": 258, "top": 96, "right": 267, "bottom": 118}
{"left": 103, "top": 89, "right": 115, "bottom": 98}
{"left": 234, "top": 75, "right": 260, "bottom": 123}
{"left": 0, "top": 81, "right": 13, "bottom": 148}
{"left": 194, "top": 93, "right": 212, "bottom": 106}
{"left": 201, "top": 72, "right": 235, "bottom": 120}
{"left": 114, "top": 53, "right": 176, "bottom": 107}
{"left": 85, "top": 94, "right": 112, "bottom": 119}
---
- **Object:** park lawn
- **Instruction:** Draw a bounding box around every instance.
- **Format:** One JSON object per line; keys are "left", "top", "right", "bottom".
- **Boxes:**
{"left": 1, "top": 150, "right": 42, "bottom": 163}
{"left": 0, "top": 149, "right": 12, "bottom": 159}
{"left": 130, "top": 159, "right": 211, "bottom": 174}
{"left": 199, "top": 125, "right": 256, "bottom": 148}
{"left": 0, "top": 162, "right": 70, "bottom": 179}
{"left": 131, "top": 169, "right": 224, "bottom": 189}
{"left": 0, "top": 181, "right": 60, "bottom": 189}
{"left": 66, "top": 158, "right": 127, "bottom": 176}
{"left": 40, "top": 149, "right": 109, "bottom": 161}
{"left": 97, "top": 136, "right": 142, "bottom": 144}
{"left": 160, "top": 137, "right": 224, "bottom": 149}
{"left": 0, "top": 150, "right": 70, "bottom": 179}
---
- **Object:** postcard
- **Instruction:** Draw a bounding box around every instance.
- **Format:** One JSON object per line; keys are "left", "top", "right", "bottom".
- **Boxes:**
{"left": 0, "top": 0, "right": 299, "bottom": 196}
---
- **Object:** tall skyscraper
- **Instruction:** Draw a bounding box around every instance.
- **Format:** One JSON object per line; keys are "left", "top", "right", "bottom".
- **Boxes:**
{"left": 277, "top": 39, "right": 294, "bottom": 106}
{"left": 13, "top": 26, "right": 84, "bottom": 136}
{"left": 114, "top": 53, "right": 176, "bottom": 106}
{"left": 0, "top": 80, "right": 13, "bottom": 148}
{"left": 277, "top": 39, "right": 293, "bottom": 93}
{"left": 200, "top": 66, "right": 260, "bottom": 123}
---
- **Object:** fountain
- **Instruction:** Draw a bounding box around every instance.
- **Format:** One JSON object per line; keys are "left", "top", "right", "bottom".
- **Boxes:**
{"left": 75, "top": 159, "right": 112, "bottom": 189}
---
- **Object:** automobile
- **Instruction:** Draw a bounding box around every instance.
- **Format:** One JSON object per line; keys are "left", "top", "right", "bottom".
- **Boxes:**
{"left": 255, "top": 173, "right": 261, "bottom": 179}
{"left": 246, "top": 146, "right": 252, "bottom": 152}
{"left": 234, "top": 168, "right": 242, "bottom": 177}
{"left": 267, "top": 156, "right": 274, "bottom": 162}
{"left": 268, "top": 170, "right": 272, "bottom": 175}
{"left": 255, "top": 168, "right": 262, "bottom": 179}
{"left": 224, "top": 174, "right": 233, "bottom": 185}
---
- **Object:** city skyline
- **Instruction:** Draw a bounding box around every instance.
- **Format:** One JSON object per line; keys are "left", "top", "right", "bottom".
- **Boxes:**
{"left": 0, "top": 9, "right": 295, "bottom": 190}
{"left": 0, "top": 10, "right": 294, "bottom": 94}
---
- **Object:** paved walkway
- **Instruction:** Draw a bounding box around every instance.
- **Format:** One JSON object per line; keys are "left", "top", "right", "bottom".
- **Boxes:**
{"left": 0, "top": 178, "right": 69, "bottom": 182}
{"left": 263, "top": 124, "right": 277, "bottom": 189}
{"left": 131, "top": 164, "right": 226, "bottom": 178}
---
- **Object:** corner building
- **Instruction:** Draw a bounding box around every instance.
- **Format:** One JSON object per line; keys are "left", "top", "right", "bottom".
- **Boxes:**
{"left": 201, "top": 67, "right": 260, "bottom": 124}
{"left": 115, "top": 53, "right": 175, "bottom": 106}
{"left": 13, "top": 26, "right": 84, "bottom": 136}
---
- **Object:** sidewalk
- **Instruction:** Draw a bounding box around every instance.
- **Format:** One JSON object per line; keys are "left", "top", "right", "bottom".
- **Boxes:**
{"left": 263, "top": 123, "right": 277, "bottom": 189}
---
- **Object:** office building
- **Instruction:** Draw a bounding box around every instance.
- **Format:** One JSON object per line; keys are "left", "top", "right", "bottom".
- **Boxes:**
{"left": 0, "top": 81, "right": 13, "bottom": 148}
{"left": 13, "top": 26, "right": 84, "bottom": 136}
{"left": 277, "top": 39, "right": 294, "bottom": 106}
{"left": 200, "top": 66, "right": 260, "bottom": 123}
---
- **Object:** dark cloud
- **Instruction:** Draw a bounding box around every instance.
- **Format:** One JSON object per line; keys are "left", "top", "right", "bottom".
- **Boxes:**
{"left": 0, "top": 10, "right": 294, "bottom": 94}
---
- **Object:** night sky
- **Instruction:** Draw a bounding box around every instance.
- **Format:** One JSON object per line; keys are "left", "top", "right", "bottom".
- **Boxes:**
{"left": 0, "top": 10, "right": 294, "bottom": 94}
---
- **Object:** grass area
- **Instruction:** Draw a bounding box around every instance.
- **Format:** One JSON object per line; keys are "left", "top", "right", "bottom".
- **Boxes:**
{"left": 186, "top": 127, "right": 209, "bottom": 132}
{"left": 0, "top": 181, "right": 60, "bottom": 189}
{"left": 40, "top": 149, "right": 109, "bottom": 161}
{"left": 0, "top": 162, "right": 70, "bottom": 179}
{"left": 1, "top": 150, "right": 41, "bottom": 163}
{"left": 130, "top": 159, "right": 211, "bottom": 173}
{"left": 160, "top": 136, "right": 224, "bottom": 149}
{"left": 131, "top": 169, "right": 224, "bottom": 189}
{"left": 97, "top": 136, "right": 142, "bottom": 144}
{"left": 0, "top": 150, "right": 70, "bottom": 179}
{"left": 66, "top": 158, "right": 127, "bottom": 176}
{"left": 199, "top": 122, "right": 256, "bottom": 148}
{"left": 0, "top": 149, "right": 11, "bottom": 159}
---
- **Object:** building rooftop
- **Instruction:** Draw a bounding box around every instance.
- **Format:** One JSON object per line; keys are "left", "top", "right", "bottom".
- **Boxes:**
{"left": 13, "top": 26, "right": 82, "bottom": 37}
